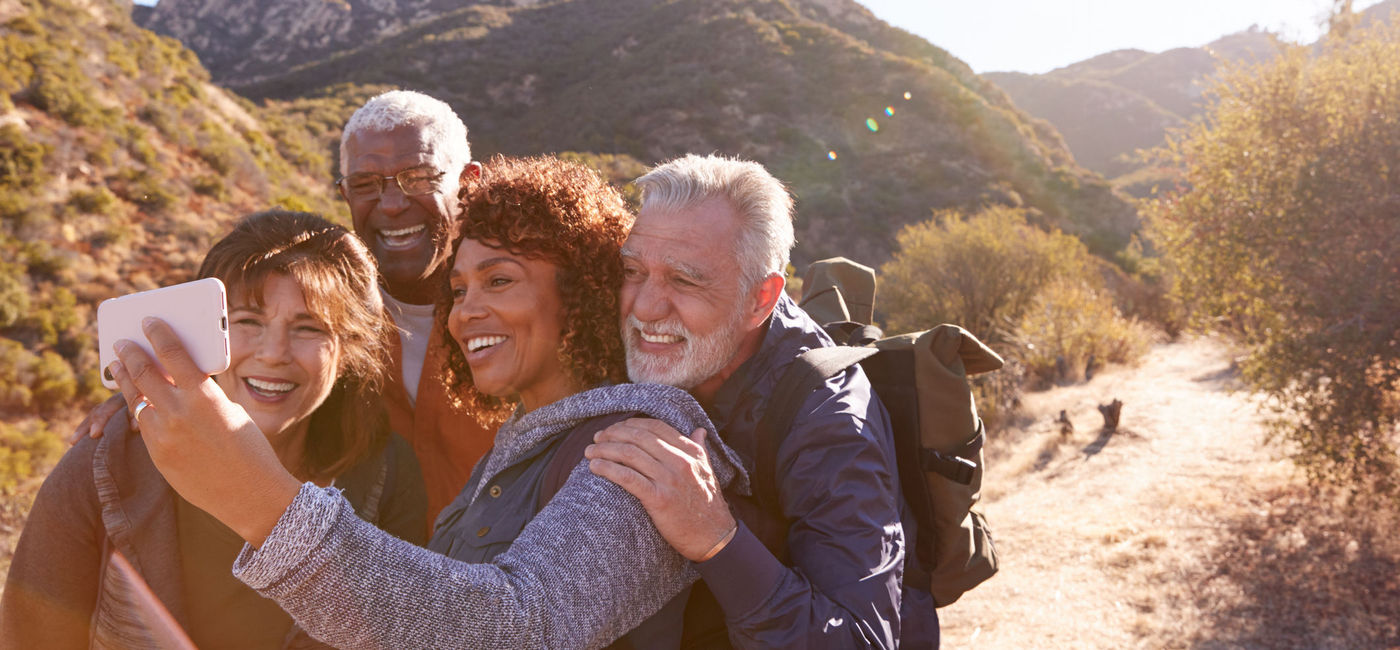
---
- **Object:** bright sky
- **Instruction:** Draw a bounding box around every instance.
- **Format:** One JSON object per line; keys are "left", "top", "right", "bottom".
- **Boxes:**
{"left": 859, "top": 0, "right": 1384, "bottom": 74}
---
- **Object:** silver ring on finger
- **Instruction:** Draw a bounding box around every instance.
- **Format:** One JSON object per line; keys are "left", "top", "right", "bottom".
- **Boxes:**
{"left": 132, "top": 396, "right": 154, "bottom": 423}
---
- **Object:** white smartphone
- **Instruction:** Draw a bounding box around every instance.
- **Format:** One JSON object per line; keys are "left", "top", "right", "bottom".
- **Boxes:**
{"left": 97, "top": 278, "right": 231, "bottom": 389}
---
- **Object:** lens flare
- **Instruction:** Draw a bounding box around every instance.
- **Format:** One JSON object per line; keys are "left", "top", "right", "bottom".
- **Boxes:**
{"left": 904, "top": 91, "right": 912, "bottom": 100}
{"left": 885, "top": 106, "right": 895, "bottom": 116}
{"left": 866, "top": 118, "right": 879, "bottom": 132}
{"left": 827, "top": 151, "right": 838, "bottom": 160}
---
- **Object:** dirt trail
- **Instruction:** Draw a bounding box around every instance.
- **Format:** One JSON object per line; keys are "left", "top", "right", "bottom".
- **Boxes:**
{"left": 936, "top": 336, "right": 1304, "bottom": 648}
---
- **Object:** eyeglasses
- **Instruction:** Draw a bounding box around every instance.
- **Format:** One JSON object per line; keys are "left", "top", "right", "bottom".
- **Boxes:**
{"left": 336, "top": 166, "right": 447, "bottom": 200}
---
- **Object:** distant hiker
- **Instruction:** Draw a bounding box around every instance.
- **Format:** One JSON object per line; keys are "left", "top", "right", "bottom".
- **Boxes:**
{"left": 72, "top": 90, "right": 493, "bottom": 528}
{"left": 2, "top": 211, "right": 426, "bottom": 649}
{"left": 99, "top": 156, "right": 748, "bottom": 649}
{"left": 585, "top": 154, "right": 932, "bottom": 648}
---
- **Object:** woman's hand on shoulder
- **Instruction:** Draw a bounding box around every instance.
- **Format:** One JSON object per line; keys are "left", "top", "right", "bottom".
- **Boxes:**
{"left": 67, "top": 394, "right": 129, "bottom": 445}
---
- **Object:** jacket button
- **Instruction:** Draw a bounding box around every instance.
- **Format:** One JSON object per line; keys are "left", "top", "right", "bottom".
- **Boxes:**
{"left": 476, "top": 526, "right": 490, "bottom": 537}
{"left": 489, "top": 485, "right": 502, "bottom": 498}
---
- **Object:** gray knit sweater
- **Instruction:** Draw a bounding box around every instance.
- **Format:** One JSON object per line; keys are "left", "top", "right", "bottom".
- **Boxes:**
{"left": 232, "top": 383, "right": 748, "bottom": 650}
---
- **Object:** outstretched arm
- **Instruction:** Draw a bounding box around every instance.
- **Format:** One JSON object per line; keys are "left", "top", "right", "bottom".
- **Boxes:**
{"left": 107, "top": 319, "right": 695, "bottom": 649}
{"left": 230, "top": 463, "right": 692, "bottom": 649}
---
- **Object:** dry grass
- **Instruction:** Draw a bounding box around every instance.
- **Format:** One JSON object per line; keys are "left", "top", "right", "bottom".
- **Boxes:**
{"left": 939, "top": 336, "right": 1400, "bottom": 649}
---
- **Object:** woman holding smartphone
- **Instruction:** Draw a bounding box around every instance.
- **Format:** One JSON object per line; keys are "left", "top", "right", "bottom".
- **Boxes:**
{"left": 0, "top": 210, "right": 427, "bottom": 649}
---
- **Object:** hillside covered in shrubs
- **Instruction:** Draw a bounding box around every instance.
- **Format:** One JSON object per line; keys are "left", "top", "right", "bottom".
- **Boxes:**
{"left": 0, "top": 0, "right": 356, "bottom": 485}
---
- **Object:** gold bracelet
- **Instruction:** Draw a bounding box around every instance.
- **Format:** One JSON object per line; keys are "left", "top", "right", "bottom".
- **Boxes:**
{"left": 696, "top": 523, "right": 739, "bottom": 563}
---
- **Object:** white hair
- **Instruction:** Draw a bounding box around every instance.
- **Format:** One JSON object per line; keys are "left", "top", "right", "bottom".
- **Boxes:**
{"left": 637, "top": 154, "right": 795, "bottom": 291}
{"left": 339, "top": 90, "right": 471, "bottom": 176}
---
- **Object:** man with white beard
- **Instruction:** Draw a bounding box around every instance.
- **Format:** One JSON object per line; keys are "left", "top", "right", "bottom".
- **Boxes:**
{"left": 587, "top": 154, "right": 937, "bottom": 648}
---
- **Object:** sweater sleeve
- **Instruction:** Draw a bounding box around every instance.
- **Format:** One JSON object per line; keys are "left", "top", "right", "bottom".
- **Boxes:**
{"left": 234, "top": 463, "right": 695, "bottom": 650}
{"left": 0, "top": 439, "right": 106, "bottom": 649}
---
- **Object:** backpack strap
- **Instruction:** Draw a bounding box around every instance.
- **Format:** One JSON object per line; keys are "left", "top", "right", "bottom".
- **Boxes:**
{"left": 537, "top": 411, "right": 641, "bottom": 510}
{"left": 753, "top": 345, "right": 878, "bottom": 512}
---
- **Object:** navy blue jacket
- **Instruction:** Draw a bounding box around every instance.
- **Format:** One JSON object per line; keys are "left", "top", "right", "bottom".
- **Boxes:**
{"left": 696, "top": 293, "right": 936, "bottom": 648}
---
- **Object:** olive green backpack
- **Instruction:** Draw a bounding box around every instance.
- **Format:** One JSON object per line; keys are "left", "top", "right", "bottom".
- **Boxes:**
{"left": 772, "top": 257, "right": 1001, "bottom": 607}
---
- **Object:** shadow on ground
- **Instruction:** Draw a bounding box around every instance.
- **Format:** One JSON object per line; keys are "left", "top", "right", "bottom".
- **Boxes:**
{"left": 1191, "top": 360, "right": 1244, "bottom": 390}
{"left": 1185, "top": 485, "right": 1400, "bottom": 649}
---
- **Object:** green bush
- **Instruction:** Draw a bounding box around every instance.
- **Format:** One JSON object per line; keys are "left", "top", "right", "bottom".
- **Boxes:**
{"left": 0, "top": 124, "right": 50, "bottom": 190}
{"left": 879, "top": 205, "right": 1087, "bottom": 341}
{"left": 22, "top": 286, "right": 79, "bottom": 347}
{"left": 1010, "top": 278, "right": 1154, "bottom": 386}
{"left": 0, "top": 339, "right": 35, "bottom": 410}
{"left": 29, "top": 51, "right": 115, "bottom": 128}
{"left": 0, "top": 419, "right": 64, "bottom": 493}
{"left": 116, "top": 170, "right": 180, "bottom": 213}
{"left": 191, "top": 174, "right": 227, "bottom": 199}
{"left": 67, "top": 186, "right": 118, "bottom": 215}
{"left": 30, "top": 351, "right": 76, "bottom": 412}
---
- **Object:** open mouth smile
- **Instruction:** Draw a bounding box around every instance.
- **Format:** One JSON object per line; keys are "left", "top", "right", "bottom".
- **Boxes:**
{"left": 379, "top": 224, "right": 427, "bottom": 250}
{"left": 466, "top": 335, "right": 507, "bottom": 353}
{"left": 244, "top": 377, "right": 297, "bottom": 399}
{"left": 639, "top": 331, "right": 685, "bottom": 345}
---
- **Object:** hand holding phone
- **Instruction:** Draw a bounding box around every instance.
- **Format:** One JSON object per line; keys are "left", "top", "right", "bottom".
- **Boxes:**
{"left": 98, "top": 278, "right": 231, "bottom": 389}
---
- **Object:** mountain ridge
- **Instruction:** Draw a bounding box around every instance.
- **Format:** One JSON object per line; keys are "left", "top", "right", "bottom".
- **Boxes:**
{"left": 985, "top": 29, "right": 1280, "bottom": 182}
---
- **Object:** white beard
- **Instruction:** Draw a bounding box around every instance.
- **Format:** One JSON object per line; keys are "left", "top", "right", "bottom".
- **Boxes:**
{"left": 624, "top": 312, "right": 745, "bottom": 389}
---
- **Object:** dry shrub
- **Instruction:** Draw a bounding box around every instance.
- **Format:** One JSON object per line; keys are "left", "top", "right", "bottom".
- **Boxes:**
{"left": 1011, "top": 278, "right": 1154, "bottom": 387}
{"left": 879, "top": 205, "right": 1084, "bottom": 342}
{"left": 0, "top": 419, "right": 63, "bottom": 494}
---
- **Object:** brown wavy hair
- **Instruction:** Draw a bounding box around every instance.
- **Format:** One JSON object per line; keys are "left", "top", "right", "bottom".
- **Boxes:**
{"left": 438, "top": 155, "right": 634, "bottom": 425}
{"left": 199, "top": 210, "right": 390, "bottom": 482}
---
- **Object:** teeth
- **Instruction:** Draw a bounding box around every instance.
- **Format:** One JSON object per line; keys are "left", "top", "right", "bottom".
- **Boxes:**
{"left": 246, "top": 377, "right": 295, "bottom": 393}
{"left": 381, "top": 224, "right": 425, "bottom": 238}
{"left": 467, "top": 335, "right": 507, "bottom": 352}
{"left": 640, "top": 331, "right": 684, "bottom": 344}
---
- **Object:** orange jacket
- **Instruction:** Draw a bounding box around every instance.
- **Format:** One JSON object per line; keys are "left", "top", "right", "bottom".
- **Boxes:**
{"left": 384, "top": 319, "right": 495, "bottom": 532}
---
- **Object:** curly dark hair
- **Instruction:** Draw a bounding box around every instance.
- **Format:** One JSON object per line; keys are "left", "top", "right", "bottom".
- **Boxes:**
{"left": 437, "top": 155, "right": 634, "bottom": 425}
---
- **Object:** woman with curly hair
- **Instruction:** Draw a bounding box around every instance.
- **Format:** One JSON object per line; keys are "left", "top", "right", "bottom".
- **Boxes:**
{"left": 103, "top": 156, "right": 749, "bottom": 649}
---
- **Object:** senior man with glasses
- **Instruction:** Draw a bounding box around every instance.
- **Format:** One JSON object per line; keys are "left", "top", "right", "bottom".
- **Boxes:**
{"left": 334, "top": 90, "right": 492, "bottom": 527}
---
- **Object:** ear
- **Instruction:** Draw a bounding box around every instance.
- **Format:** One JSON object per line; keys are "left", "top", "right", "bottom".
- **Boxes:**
{"left": 461, "top": 161, "right": 483, "bottom": 184}
{"left": 743, "top": 273, "right": 785, "bottom": 330}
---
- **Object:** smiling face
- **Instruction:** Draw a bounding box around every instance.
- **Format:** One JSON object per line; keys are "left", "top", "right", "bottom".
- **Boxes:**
{"left": 341, "top": 125, "right": 472, "bottom": 305}
{"left": 215, "top": 274, "right": 342, "bottom": 446}
{"left": 446, "top": 238, "right": 579, "bottom": 412}
{"left": 620, "top": 197, "right": 754, "bottom": 391}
